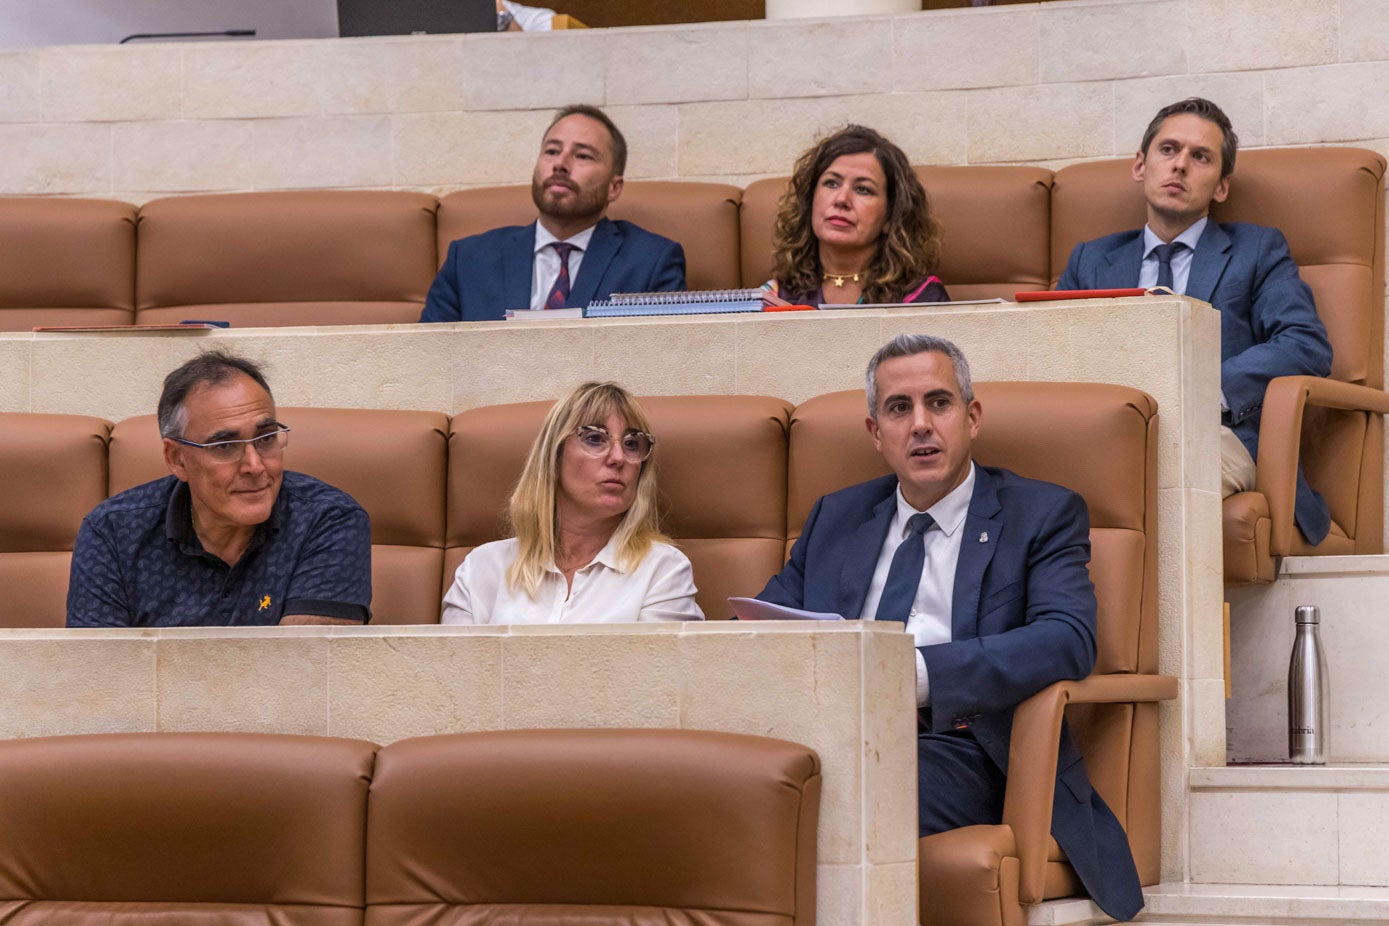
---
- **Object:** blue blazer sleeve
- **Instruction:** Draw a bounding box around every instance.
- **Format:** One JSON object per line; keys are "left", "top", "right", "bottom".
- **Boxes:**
{"left": 420, "top": 239, "right": 465, "bottom": 322}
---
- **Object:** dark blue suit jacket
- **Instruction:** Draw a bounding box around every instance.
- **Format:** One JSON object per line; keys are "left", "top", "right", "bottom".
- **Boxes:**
{"left": 420, "top": 217, "right": 686, "bottom": 322}
{"left": 1059, "top": 221, "right": 1333, "bottom": 542}
{"left": 757, "top": 465, "right": 1143, "bottom": 920}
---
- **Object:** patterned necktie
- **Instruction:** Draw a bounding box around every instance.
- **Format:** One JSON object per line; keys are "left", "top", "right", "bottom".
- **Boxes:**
{"left": 1153, "top": 241, "right": 1187, "bottom": 292}
{"left": 544, "top": 242, "right": 576, "bottom": 310}
{"left": 874, "top": 512, "right": 935, "bottom": 624}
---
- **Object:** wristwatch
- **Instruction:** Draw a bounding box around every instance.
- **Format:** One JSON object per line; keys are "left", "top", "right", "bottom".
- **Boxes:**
{"left": 497, "top": 8, "right": 514, "bottom": 30}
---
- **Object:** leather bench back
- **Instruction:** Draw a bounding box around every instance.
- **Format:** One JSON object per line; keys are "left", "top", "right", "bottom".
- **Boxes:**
{"left": 135, "top": 191, "right": 439, "bottom": 327}
{"left": 0, "top": 413, "right": 111, "bottom": 627}
{"left": 0, "top": 197, "right": 136, "bottom": 330}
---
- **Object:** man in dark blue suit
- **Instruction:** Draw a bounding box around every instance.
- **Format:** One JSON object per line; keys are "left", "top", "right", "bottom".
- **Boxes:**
{"left": 420, "top": 104, "right": 685, "bottom": 322}
{"left": 756, "top": 334, "right": 1143, "bottom": 921}
{"left": 1059, "top": 97, "right": 1332, "bottom": 543}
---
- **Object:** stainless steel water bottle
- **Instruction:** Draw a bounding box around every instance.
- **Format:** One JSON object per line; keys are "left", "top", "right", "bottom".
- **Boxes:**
{"left": 1288, "top": 605, "right": 1329, "bottom": 764}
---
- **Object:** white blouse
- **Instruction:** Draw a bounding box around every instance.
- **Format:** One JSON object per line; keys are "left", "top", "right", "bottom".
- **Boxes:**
{"left": 441, "top": 536, "right": 705, "bottom": 625}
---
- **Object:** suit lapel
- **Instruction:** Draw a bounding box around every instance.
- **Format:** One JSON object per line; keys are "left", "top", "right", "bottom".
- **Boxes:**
{"left": 1184, "top": 221, "right": 1231, "bottom": 303}
{"left": 1100, "top": 234, "right": 1145, "bottom": 288}
{"left": 839, "top": 490, "right": 897, "bottom": 619}
{"left": 505, "top": 224, "right": 536, "bottom": 311}
{"left": 568, "top": 218, "right": 619, "bottom": 308}
{"left": 951, "top": 466, "right": 1001, "bottom": 641}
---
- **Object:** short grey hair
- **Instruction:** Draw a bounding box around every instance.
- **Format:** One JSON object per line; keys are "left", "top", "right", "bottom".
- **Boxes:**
{"left": 865, "top": 334, "right": 974, "bottom": 417}
{"left": 157, "top": 350, "right": 273, "bottom": 439}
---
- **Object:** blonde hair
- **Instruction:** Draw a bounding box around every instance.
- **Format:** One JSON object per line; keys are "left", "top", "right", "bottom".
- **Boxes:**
{"left": 506, "top": 382, "right": 667, "bottom": 598}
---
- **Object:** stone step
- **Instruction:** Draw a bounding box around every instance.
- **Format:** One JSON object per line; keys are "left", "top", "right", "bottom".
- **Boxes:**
{"left": 1027, "top": 883, "right": 1389, "bottom": 925}
{"left": 1188, "top": 765, "right": 1389, "bottom": 888}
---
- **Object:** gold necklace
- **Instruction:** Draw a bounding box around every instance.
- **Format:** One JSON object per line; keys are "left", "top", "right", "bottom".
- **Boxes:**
{"left": 823, "top": 270, "right": 864, "bottom": 287}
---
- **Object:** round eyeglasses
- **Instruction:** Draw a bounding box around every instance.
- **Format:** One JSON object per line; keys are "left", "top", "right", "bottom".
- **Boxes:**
{"left": 572, "top": 424, "right": 655, "bottom": 463}
{"left": 171, "top": 427, "right": 291, "bottom": 464}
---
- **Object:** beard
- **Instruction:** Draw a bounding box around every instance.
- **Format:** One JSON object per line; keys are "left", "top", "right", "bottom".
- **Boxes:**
{"left": 531, "top": 173, "right": 609, "bottom": 225}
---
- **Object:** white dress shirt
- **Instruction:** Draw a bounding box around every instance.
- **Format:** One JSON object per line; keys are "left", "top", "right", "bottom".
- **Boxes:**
{"left": 530, "top": 221, "right": 596, "bottom": 310}
{"left": 501, "top": 0, "right": 555, "bottom": 31}
{"left": 441, "top": 535, "right": 704, "bottom": 624}
{"left": 859, "top": 464, "right": 977, "bottom": 707}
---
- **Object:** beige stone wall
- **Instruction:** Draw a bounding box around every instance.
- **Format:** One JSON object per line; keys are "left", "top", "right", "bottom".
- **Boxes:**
{"left": 1, "top": 0, "right": 1386, "bottom": 201}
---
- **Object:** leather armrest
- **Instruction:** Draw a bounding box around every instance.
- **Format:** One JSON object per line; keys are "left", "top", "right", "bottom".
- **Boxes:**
{"left": 1256, "top": 376, "right": 1389, "bottom": 554}
{"left": 1001, "top": 673, "right": 1178, "bottom": 905}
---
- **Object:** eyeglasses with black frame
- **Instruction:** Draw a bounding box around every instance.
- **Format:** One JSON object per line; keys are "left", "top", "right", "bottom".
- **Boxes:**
{"left": 171, "top": 426, "right": 291, "bottom": 464}
{"left": 571, "top": 424, "right": 655, "bottom": 463}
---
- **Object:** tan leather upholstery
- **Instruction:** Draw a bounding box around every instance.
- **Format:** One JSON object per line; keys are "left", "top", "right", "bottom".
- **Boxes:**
{"left": 436, "top": 181, "right": 745, "bottom": 291}
{"left": 445, "top": 395, "right": 792, "bottom": 618}
{"left": 0, "top": 413, "right": 111, "bottom": 627}
{"left": 740, "top": 166, "right": 1054, "bottom": 298}
{"left": 109, "top": 408, "right": 449, "bottom": 625}
{"left": 135, "top": 191, "right": 439, "bottom": 327}
{"left": 1052, "top": 147, "right": 1389, "bottom": 582}
{"left": 0, "top": 732, "right": 376, "bottom": 925}
{"left": 0, "top": 197, "right": 136, "bottom": 329}
{"left": 782, "top": 381, "right": 1169, "bottom": 920}
{"left": 367, "top": 729, "right": 820, "bottom": 925}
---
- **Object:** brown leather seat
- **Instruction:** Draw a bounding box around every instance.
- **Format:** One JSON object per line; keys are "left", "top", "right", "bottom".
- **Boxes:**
{"left": 436, "top": 180, "right": 745, "bottom": 291}
{"left": 785, "top": 382, "right": 1172, "bottom": 923}
{"left": 0, "top": 197, "right": 136, "bottom": 330}
{"left": 0, "top": 732, "right": 377, "bottom": 925}
{"left": 445, "top": 395, "right": 792, "bottom": 618}
{"left": 739, "top": 166, "right": 1054, "bottom": 299}
{"left": 1051, "top": 147, "right": 1389, "bottom": 583}
{"left": 367, "top": 729, "right": 821, "bottom": 925}
{"left": 134, "top": 191, "right": 439, "bottom": 327}
{"left": 0, "top": 412, "right": 111, "bottom": 627}
{"left": 109, "top": 408, "right": 449, "bottom": 624}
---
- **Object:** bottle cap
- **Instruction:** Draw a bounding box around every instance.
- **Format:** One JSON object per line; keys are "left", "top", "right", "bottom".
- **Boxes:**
{"left": 1295, "top": 605, "right": 1320, "bottom": 624}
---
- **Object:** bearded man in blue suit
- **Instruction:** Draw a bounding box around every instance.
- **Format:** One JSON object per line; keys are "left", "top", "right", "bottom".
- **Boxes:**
{"left": 756, "top": 334, "right": 1144, "bottom": 921}
{"left": 420, "top": 104, "right": 685, "bottom": 322}
{"left": 1059, "top": 97, "right": 1332, "bottom": 543}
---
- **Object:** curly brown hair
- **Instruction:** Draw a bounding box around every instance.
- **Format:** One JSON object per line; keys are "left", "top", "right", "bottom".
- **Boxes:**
{"left": 769, "top": 125, "right": 943, "bottom": 304}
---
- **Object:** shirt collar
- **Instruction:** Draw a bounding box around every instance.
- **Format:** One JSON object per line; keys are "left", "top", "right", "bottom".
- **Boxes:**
{"left": 163, "top": 477, "right": 283, "bottom": 557}
{"left": 1142, "top": 216, "right": 1207, "bottom": 260}
{"left": 533, "top": 220, "right": 598, "bottom": 256}
{"left": 894, "top": 461, "right": 976, "bottom": 539}
{"left": 546, "top": 532, "right": 627, "bottom": 576}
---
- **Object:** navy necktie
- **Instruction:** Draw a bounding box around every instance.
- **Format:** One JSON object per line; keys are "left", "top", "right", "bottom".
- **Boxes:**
{"left": 1152, "top": 241, "right": 1187, "bottom": 292}
{"left": 874, "top": 512, "right": 935, "bottom": 624}
{"left": 545, "top": 242, "right": 576, "bottom": 309}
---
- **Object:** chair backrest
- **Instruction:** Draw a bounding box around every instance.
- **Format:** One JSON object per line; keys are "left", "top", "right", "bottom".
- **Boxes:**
{"left": 366, "top": 729, "right": 821, "bottom": 926}
{"left": 135, "top": 191, "right": 439, "bottom": 327}
{"left": 435, "top": 181, "right": 745, "bottom": 291}
{"left": 0, "top": 413, "right": 111, "bottom": 627}
{"left": 445, "top": 395, "right": 792, "bottom": 619}
{"left": 738, "top": 166, "right": 1055, "bottom": 299}
{"left": 0, "top": 732, "right": 376, "bottom": 924}
{"left": 784, "top": 381, "right": 1161, "bottom": 883}
{"left": 108, "top": 408, "right": 449, "bottom": 625}
{"left": 0, "top": 197, "right": 136, "bottom": 330}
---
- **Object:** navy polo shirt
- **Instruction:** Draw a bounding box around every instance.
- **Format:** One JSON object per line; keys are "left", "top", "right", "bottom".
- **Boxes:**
{"left": 66, "top": 472, "right": 372, "bottom": 627}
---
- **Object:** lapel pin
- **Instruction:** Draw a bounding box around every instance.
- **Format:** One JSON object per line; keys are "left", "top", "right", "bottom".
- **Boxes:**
{"left": 979, "top": 532, "right": 988, "bottom": 543}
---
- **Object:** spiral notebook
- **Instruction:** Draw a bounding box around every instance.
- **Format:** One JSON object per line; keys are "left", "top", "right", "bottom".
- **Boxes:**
{"left": 584, "top": 288, "right": 766, "bottom": 318}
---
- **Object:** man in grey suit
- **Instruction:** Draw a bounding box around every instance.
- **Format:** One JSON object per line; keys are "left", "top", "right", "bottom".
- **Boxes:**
{"left": 1059, "top": 97, "right": 1333, "bottom": 543}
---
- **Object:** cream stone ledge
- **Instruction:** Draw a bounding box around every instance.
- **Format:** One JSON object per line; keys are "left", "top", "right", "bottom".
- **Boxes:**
{"left": 1191, "top": 765, "right": 1389, "bottom": 790}
{"left": 0, "top": 620, "right": 917, "bottom": 926}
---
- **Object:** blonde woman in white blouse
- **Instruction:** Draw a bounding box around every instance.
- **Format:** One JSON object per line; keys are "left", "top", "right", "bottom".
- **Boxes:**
{"left": 442, "top": 382, "right": 704, "bottom": 624}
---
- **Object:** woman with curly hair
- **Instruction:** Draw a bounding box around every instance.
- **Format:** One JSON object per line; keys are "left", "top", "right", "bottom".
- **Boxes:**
{"left": 763, "top": 124, "right": 948, "bottom": 306}
{"left": 441, "top": 381, "right": 703, "bottom": 625}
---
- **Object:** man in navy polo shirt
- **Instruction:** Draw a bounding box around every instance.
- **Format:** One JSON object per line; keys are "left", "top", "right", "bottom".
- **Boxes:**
{"left": 66, "top": 351, "right": 371, "bottom": 627}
